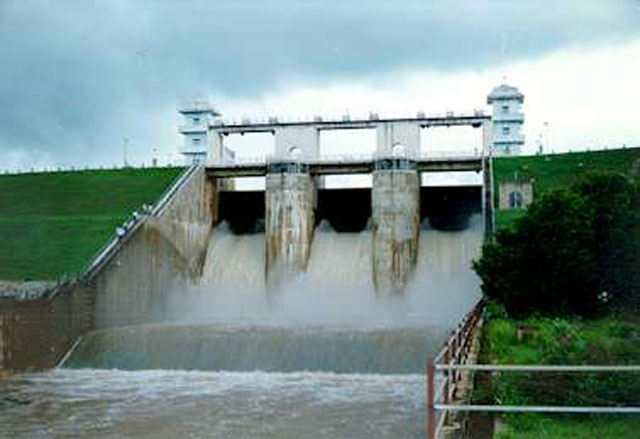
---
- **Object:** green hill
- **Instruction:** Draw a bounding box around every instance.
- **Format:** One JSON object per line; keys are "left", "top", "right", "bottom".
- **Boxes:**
{"left": 0, "top": 167, "right": 184, "bottom": 281}
{"left": 493, "top": 147, "right": 640, "bottom": 229}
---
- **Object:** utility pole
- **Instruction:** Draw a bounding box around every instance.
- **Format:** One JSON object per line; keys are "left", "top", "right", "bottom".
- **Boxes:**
{"left": 543, "top": 122, "right": 550, "bottom": 153}
{"left": 123, "top": 137, "right": 130, "bottom": 168}
{"left": 537, "top": 133, "right": 543, "bottom": 155}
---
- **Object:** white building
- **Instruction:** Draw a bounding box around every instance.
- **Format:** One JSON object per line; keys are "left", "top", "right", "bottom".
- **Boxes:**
{"left": 178, "top": 99, "right": 220, "bottom": 165}
{"left": 487, "top": 84, "right": 525, "bottom": 156}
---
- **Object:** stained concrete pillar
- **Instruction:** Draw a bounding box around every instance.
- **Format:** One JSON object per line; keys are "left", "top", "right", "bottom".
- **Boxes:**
{"left": 274, "top": 126, "right": 323, "bottom": 190}
{"left": 265, "top": 162, "right": 316, "bottom": 284}
{"left": 372, "top": 123, "right": 421, "bottom": 294}
{"left": 208, "top": 132, "right": 225, "bottom": 165}
{"left": 482, "top": 119, "right": 493, "bottom": 156}
{"left": 274, "top": 126, "right": 319, "bottom": 160}
{"left": 372, "top": 158, "right": 420, "bottom": 295}
{"left": 482, "top": 155, "right": 494, "bottom": 240}
{"left": 481, "top": 121, "right": 495, "bottom": 240}
{"left": 376, "top": 122, "right": 421, "bottom": 157}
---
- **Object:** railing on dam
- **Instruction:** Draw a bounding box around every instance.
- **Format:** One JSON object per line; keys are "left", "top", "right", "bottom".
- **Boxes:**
{"left": 0, "top": 163, "right": 184, "bottom": 176}
{"left": 426, "top": 300, "right": 640, "bottom": 439}
{"left": 41, "top": 164, "right": 202, "bottom": 293}
{"left": 208, "top": 111, "right": 490, "bottom": 134}
{"left": 216, "top": 150, "right": 482, "bottom": 167}
{"left": 207, "top": 151, "right": 485, "bottom": 177}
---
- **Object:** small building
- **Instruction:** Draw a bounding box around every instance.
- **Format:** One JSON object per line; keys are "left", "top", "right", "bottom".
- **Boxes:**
{"left": 178, "top": 99, "right": 221, "bottom": 165}
{"left": 487, "top": 84, "right": 525, "bottom": 156}
{"left": 499, "top": 181, "right": 533, "bottom": 210}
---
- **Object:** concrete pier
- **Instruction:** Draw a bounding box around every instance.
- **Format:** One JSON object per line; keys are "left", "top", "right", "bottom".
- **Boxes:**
{"left": 265, "top": 162, "right": 316, "bottom": 283}
{"left": 371, "top": 122, "right": 422, "bottom": 294}
{"left": 372, "top": 159, "right": 420, "bottom": 294}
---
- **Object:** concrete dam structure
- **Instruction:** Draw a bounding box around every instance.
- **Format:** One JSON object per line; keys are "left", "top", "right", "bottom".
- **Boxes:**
{"left": 203, "top": 112, "right": 494, "bottom": 294}
{"left": 1, "top": 110, "right": 493, "bottom": 439}
{"left": 0, "top": 110, "right": 494, "bottom": 367}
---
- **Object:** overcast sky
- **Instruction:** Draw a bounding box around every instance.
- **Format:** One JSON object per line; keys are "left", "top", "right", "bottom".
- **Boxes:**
{"left": 1, "top": 0, "right": 640, "bottom": 170}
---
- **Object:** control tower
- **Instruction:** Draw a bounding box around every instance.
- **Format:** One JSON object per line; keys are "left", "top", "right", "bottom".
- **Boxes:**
{"left": 178, "top": 99, "right": 221, "bottom": 164}
{"left": 487, "top": 84, "right": 525, "bottom": 155}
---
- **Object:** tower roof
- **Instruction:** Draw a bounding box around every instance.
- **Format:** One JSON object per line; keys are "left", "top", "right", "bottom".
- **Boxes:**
{"left": 487, "top": 84, "right": 524, "bottom": 104}
{"left": 179, "top": 98, "right": 221, "bottom": 115}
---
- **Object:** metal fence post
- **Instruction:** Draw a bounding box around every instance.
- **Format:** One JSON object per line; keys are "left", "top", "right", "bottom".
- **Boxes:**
{"left": 427, "top": 356, "right": 435, "bottom": 439}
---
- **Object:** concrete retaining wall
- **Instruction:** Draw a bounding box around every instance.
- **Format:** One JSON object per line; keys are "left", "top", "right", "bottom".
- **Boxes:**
{"left": 0, "top": 283, "right": 93, "bottom": 377}
{"left": 92, "top": 166, "right": 216, "bottom": 328}
{"left": 0, "top": 166, "right": 216, "bottom": 376}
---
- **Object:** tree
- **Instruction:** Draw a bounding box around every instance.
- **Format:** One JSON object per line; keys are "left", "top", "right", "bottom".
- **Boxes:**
{"left": 474, "top": 173, "right": 640, "bottom": 318}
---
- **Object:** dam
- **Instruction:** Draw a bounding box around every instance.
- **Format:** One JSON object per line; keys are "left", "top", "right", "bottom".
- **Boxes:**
{"left": 0, "top": 217, "right": 484, "bottom": 438}
{"left": 0, "top": 110, "right": 493, "bottom": 438}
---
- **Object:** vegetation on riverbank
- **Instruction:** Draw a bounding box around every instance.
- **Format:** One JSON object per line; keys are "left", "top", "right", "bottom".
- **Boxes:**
{"left": 482, "top": 308, "right": 640, "bottom": 438}
{"left": 474, "top": 164, "right": 640, "bottom": 437}
{"left": 0, "top": 167, "right": 184, "bottom": 280}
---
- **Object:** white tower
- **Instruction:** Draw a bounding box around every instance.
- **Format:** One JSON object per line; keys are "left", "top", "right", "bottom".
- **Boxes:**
{"left": 178, "top": 99, "right": 220, "bottom": 165}
{"left": 487, "top": 84, "right": 525, "bottom": 155}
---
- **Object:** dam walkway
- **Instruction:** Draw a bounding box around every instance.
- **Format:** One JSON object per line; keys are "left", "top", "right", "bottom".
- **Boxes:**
{"left": 206, "top": 152, "right": 484, "bottom": 178}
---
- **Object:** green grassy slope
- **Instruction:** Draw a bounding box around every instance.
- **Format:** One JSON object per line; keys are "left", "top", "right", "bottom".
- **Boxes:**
{"left": 0, "top": 167, "right": 184, "bottom": 280}
{"left": 493, "top": 147, "right": 640, "bottom": 229}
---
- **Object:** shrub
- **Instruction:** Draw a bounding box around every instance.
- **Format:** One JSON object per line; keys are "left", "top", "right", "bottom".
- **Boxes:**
{"left": 488, "top": 317, "right": 640, "bottom": 418}
{"left": 474, "top": 173, "right": 640, "bottom": 318}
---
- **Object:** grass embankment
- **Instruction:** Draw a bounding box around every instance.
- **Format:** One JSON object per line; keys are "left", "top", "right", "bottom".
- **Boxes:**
{"left": 482, "top": 309, "right": 640, "bottom": 438}
{"left": 0, "top": 167, "right": 184, "bottom": 281}
{"left": 493, "top": 147, "right": 640, "bottom": 229}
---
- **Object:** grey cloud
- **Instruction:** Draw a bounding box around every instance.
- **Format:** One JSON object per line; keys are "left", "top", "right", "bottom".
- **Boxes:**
{"left": 0, "top": 0, "right": 639, "bottom": 166}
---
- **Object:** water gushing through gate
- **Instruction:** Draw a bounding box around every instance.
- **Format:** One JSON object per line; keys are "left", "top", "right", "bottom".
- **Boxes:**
{"left": 2, "top": 216, "right": 483, "bottom": 438}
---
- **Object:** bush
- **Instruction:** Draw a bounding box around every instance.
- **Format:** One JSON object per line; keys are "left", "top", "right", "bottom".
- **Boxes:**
{"left": 474, "top": 173, "right": 640, "bottom": 318}
{"left": 488, "top": 317, "right": 640, "bottom": 418}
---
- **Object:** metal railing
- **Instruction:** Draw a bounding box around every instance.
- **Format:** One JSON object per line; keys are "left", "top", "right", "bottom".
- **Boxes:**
{"left": 426, "top": 300, "right": 640, "bottom": 439}
{"left": 0, "top": 163, "right": 182, "bottom": 176}
{"left": 210, "top": 110, "right": 488, "bottom": 128}
{"left": 427, "top": 299, "right": 485, "bottom": 439}
{"left": 150, "top": 163, "right": 200, "bottom": 216}
{"left": 214, "top": 150, "right": 483, "bottom": 168}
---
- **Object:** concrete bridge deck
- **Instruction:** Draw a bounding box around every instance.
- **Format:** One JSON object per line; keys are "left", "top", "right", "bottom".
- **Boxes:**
{"left": 206, "top": 156, "right": 483, "bottom": 178}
